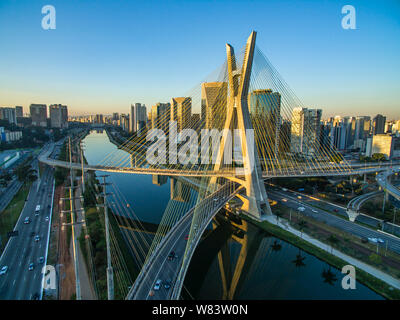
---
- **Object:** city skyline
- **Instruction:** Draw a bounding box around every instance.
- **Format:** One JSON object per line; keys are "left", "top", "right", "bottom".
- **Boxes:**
{"left": 0, "top": 0, "right": 399, "bottom": 118}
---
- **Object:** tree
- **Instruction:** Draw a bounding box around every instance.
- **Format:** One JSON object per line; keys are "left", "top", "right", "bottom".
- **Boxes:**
{"left": 298, "top": 219, "right": 307, "bottom": 239}
{"left": 327, "top": 234, "right": 339, "bottom": 254}
{"left": 292, "top": 254, "right": 306, "bottom": 267}
{"left": 371, "top": 153, "right": 387, "bottom": 162}
{"left": 321, "top": 268, "right": 337, "bottom": 285}
{"left": 271, "top": 240, "right": 282, "bottom": 252}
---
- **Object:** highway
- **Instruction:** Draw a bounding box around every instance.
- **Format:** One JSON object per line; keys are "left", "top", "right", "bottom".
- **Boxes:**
{"left": 376, "top": 166, "right": 400, "bottom": 201}
{"left": 128, "top": 182, "right": 239, "bottom": 300}
{"left": 0, "top": 158, "right": 55, "bottom": 299}
{"left": 267, "top": 188, "right": 400, "bottom": 254}
{"left": 0, "top": 179, "right": 23, "bottom": 213}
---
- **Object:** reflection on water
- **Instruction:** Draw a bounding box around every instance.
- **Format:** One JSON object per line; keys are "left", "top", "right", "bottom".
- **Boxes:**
{"left": 83, "top": 130, "right": 383, "bottom": 300}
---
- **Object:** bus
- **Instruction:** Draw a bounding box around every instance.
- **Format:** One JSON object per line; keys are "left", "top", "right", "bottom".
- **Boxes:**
{"left": 35, "top": 205, "right": 41, "bottom": 216}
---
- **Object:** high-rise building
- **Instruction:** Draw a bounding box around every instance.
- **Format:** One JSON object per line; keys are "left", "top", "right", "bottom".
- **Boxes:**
{"left": 130, "top": 103, "right": 147, "bottom": 133}
{"left": 249, "top": 89, "right": 281, "bottom": 157}
{"left": 290, "top": 107, "right": 322, "bottom": 156}
{"left": 170, "top": 97, "right": 192, "bottom": 131}
{"left": 373, "top": 114, "right": 386, "bottom": 135}
{"left": 201, "top": 82, "right": 227, "bottom": 129}
{"left": 151, "top": 103, "right": 170, "bottom": 132}
{"left": 95, "top": 114, "right": 104, "bottom": 124}
{"left": 371, "top": 134, "right": 400, "bottom": 159}
{"left": 30, "top": 104, "right": 47, "bottom": 127}
{"left": 15, "top": 106, "right": 23, "bottom": 118}
{"left": 49, "top": 104, "right": 68, "bottom": 128}
{"left": 119, "top": 114, "right": 130, "bottom": 132}
{"left": 0, "top": 107, "right": 17, "bottom": 125}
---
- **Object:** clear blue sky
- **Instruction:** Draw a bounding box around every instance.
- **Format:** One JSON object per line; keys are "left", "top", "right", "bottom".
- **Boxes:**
{"left": 0, "top": 0, "right": 399, "bottom": 119}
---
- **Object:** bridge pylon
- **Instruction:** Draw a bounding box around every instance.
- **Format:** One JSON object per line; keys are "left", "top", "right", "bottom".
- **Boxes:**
{"left": 211, "top": 31, "right": 271, "bottom": 221}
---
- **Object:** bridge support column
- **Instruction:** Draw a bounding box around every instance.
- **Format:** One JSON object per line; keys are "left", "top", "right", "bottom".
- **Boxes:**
{"left": 346, "top": 209, "right": 359, "bottom": 222}
{"left": 210, "top": 31, "right": 271, "bottom": 221}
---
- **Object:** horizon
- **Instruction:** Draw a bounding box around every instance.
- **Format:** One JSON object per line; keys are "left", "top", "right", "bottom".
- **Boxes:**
{"left": 1, "top": 0, "right": 399, "bottom": 119}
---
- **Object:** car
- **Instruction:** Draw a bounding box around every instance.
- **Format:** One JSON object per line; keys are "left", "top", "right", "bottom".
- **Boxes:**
{"left": 368, "top": 237, "right": 378, "bottom": 243}
{"left": 282, "top": 188, "right": 288, "bottom": 192}
{"left": 153, "top": 279, "right": 162, "bottom": 291}
{"left": 213, "top": 198, "right": 218, "bottom": 202}
{"left": 164, "top": 280, "right": 171, "bottom": 290}
{"left": 167, "top": 251, "right": 175, "bottom": 261}
{"left": 0, "top": 266, "right": 8, "bottom": 275}
{"left": 34, "top": 235, "right": 40, "bottom": 242}
{"left": 377, "top": 238, "right": 385, "bottom": 244}
{"left": 45, "top": 216, "right": 49, "bottom": 222}
{"left": 333, "top": 209, "right": 339, "bottom": 213}
{"left": 297, "top": 207, "right": 305, "bottom": 212}
{"left": 30, "top": 231, "right": 35, "bottom": 237}
{"left": 28, "top": 263, "right": 34, "bottom": 271}
{"left": 281, "top": 198, "right": 288, "bottom": 202}
{"left": 38, "top": 257, "right": 44, "bottom": 264}
{"left": 361, "top": 237, "right": 369, "bottom": 244}
{"left": 184, "top": 235, "right": 189, "bottom": 240}
{"left": 24, "top": 217, "right": 31, "bottom": 224}
{"left": 30, "top": 293, "right": 39, "bottom": 300}
{"left": 311, "top": 209, "right": 317, "bottom": 213}
{"left": 297, "top": 196, "right": 302, "bottom": 199}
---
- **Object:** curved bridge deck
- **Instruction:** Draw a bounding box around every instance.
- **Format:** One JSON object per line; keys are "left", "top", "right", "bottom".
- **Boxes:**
{"left": 126, "top": 182, "right": 242, "bottom": 300}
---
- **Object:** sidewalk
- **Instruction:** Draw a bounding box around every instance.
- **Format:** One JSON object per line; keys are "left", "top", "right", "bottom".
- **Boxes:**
{"left": 73, "top": 182, "right": 97, "bottom": 300}
{"left": 265, "top": 215, "right": 400, "bottom": 290}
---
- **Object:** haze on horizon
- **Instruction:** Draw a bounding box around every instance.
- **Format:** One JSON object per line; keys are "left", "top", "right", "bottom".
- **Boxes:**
{"left": 0, "top": 0, "right": 399, "bottom": 119}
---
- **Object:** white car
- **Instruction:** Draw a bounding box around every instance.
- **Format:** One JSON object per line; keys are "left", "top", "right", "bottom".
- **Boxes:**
{"left": 297, "top": 207, "right": 305, "bottom": 212}
{"left": 377, "top": 238, "right": 385, "bottom": 244}
{"left": 154, "top": 279, "right": 162, "bottom": 291}
{"left": 311, "top": 209, "right": 317, "bottom": 213}
{"left": 45, "top": 216, "right": 49, "bottom": 222}
{"left": 0, "top": 266, "right": 8, "bottom": 275}
{"left": 368, "top": 237, "right": 378, "bottom": 243}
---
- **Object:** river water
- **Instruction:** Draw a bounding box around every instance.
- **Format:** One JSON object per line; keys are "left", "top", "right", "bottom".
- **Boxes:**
{"left": 82, "top": 130, "right": 383, "bottom": 300}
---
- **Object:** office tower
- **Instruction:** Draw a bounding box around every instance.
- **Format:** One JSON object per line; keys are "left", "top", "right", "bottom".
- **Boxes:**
{"left": 15, "top": 106, "right": 23, "bottom": 118}
{"left": 248, "top": 89, "right": 281, "bottom": 157}
{"left": 170, "top": 97, "right": 192, "bottom": 131}
{"left": 30, "top": 104, "right": 47, "bottom": 127}
{"left": 190, "top": 113, "right": 201, "bottom": 132}
{"left": 201, "top": 82, "right": 227, "bottom": 129}
{"left": 49, "top": 104, "right": 68, "bottom": 128}
{"left": 151, "top": 103, "right": 170, "bottom": 132}
{"left": 95, "top": 114, "right": 104, "bottom": 124}
{"left": 290, "top": 107, "right": 322, "bottom": 156}
{"left": 0, "top": 107, "right": 17, "bottom": 125}
{"left": 130, "top": 103, "right": 147, "bottom": 133}
{"left": 119, "top": 114, "right": 130, "bottom": 132}
{"left": 371, "top": 134, "right": 400, "bottom": 159}
{"left": 354, "top": 116, "right": 371, "bottom": 140}
{"left": 112, "top": 113, "right": 119, "bottom": 121}
{"left": 373, "top": 114, "right": 386, "bottom": 135}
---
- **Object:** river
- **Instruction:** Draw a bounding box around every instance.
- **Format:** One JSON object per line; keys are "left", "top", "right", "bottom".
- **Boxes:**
{"left": 82, "top": 129, "right": 383, "bottom": 300}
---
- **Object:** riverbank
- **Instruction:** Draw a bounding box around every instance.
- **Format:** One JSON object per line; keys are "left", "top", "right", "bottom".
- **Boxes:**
{"left": 243, "top": 213, "right": 400, "bottom": 300}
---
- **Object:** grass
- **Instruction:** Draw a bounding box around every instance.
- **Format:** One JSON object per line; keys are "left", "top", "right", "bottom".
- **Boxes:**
{"left": 0, "top": 182, "right": 32, "bottom": 252}
{"left": 243, "top": 214, "right": 400, "bottom": 300}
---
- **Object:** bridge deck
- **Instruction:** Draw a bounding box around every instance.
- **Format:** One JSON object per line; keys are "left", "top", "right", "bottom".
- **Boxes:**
{"left": 126, "top": 182, "right": 241, "bottom": 300}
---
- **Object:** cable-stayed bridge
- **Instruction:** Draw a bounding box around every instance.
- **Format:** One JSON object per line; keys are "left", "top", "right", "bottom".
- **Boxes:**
{"left": 39, "top": 31, "right": 399, "bottom": 300}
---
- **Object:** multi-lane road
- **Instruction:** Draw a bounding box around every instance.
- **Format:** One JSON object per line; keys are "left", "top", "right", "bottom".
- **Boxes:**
{"left": 267, "top": 188, "right": 400, "bottom": 254}
{"left": 129, "top": 183, "right": 239, "bottom": 300}
{"left": 0, "top": 158, "right": 55, "bottom": 299}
